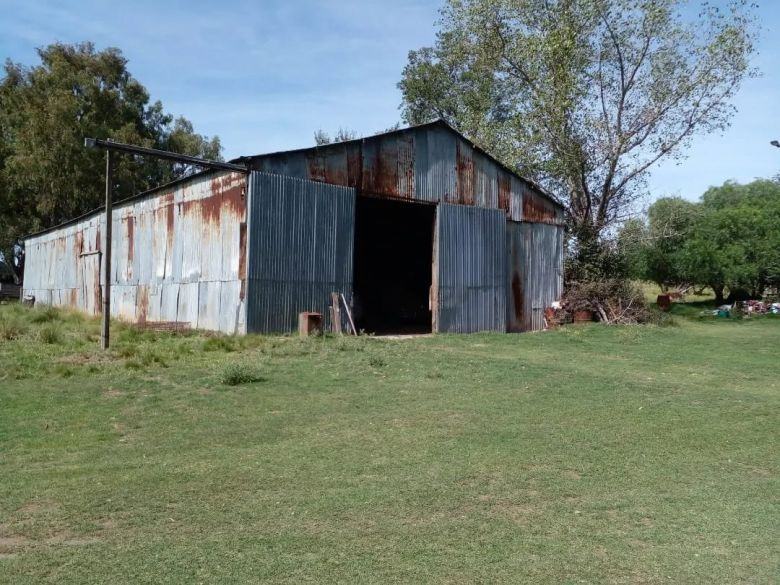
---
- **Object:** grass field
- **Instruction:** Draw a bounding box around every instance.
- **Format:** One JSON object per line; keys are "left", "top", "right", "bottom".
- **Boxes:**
{"left": 0, "top": 303, "right": 778, "bottom": 583}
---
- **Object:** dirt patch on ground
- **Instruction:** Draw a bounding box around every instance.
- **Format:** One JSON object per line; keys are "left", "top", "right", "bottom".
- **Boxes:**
{"left": 16, "top": 500, "right": 59, "bottom": 515}
{"left": 58, "top": 352, "right": 113, "bottom": 366}
{"left": 0, "top": 535, "right": 29, "bottom": 555}
{"left": 563, "top": 470, "right": 582, "bottom": 480}
{"left": 46, "top": 531, "right": 100, "bottom": 546}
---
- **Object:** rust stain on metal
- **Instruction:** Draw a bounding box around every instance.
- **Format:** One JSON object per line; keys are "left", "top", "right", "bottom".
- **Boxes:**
{"left": 238, "top": 222, "right": 247, "bottom": 300}
{"left": 137, "top": 285, "right": 149, "bottom": 324}
{"left": 498, "top": 174, "right": 511, "bottom": 213}
{"left": 95, "top": 224, "right": 101, "bottom": 252}
{"left": 307, "top": 152, "right": 326, "bottom": 182}
{"left": 323, "top": 152, "right": 348, "bottom": 186}
{"left": 179, "top": 175, "right": 246, "bottom": 224}
{"left": 126, "top": 215, "right": 134, "bottom": 264}
{"left": 456, "top": 143, "right": 475, "bottom": 205}
{"left": 69, "top": 288, "right": 78, "bottom": 307}
{"left": 75, "top": 231, "right": 84, "bottom": 256}
{"left": 375, "top": 140, "right": 399, "bottom": 197}
{"left": 346, "top": 144, "right": 363, "bottom": 189}
{"left": 522, "top": 190, "right": 558, "bottom": 223}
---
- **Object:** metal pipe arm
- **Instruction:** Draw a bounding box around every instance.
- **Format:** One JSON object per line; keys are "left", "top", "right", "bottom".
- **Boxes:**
{"left": 84, "top": 138, "right": 247, "bottom": 172}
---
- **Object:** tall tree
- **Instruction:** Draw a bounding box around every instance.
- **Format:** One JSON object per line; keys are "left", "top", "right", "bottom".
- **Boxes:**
{"left": 399, "top": 0, "right": 757, "bottom": 252}
{"left": 643, "top": 196, "right": 699, "bottom": 290}
{"left": 0, "top": 42, "right": 221, "bottom": 257}
{"left": 684, "top": 179, "right": 780, "bottom": 302}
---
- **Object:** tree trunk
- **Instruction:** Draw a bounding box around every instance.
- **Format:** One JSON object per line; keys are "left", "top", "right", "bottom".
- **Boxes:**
{"left": 711, "top": 283, "right": 725, "bottom": 305}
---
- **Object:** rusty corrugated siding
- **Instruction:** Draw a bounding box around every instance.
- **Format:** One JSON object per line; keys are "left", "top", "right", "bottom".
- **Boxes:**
{"left": 507, "top": 221, "right": 564, "bottom": 332}
{"left": 245, "top": 172, "right": 355, "bottom": 334}
{"left": 435, "top": 203, "right": 507, "bottom": 333}
{"left": 246, "top": 122, "right": 563, "bottom": 224}
{"left": 23, "top": 170, "right": 249, "bottom": 334}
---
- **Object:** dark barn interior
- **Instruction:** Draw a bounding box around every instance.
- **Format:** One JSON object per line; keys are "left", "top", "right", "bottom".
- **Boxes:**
{"left": 352, "top": 196, "right": 435, "bottom": 334}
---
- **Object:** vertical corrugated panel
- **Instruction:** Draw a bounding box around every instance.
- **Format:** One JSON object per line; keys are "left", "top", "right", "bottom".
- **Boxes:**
{"left": 507, "top": 221, "right": 564, "bottom": 331}
{"left": 435, "top": 203, "right": 507, "bottom": 333}
{"left": 23, "top": 170, "right": 248, "bottom": 334}
{"left": 245, "top": 172, "right": 355, "bottom": 334}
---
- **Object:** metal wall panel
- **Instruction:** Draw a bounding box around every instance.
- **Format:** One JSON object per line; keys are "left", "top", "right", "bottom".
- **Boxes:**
{"left": 507, "top": 221, "right": 564, "bottom": 332}
{"left": 247, "top": 121, "right": 563, "bottom": 223}
{"left": 23, "top": 171, "right": 248, "bottom": 334}
{"left": 245, "top": 172, "right": 356, "bottom": 334}
{"left": 434, "top": 203, "right": 507, "bottom": 333}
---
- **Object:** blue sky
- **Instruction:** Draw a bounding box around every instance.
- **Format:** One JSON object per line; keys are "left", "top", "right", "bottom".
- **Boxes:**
{"left": 1, "top": 0, "right": 778, "bottom": 204}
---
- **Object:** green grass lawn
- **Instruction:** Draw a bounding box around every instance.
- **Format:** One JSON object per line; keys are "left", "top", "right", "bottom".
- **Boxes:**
{"left": 0, "top": 304, "right": 778, "bottom": 584}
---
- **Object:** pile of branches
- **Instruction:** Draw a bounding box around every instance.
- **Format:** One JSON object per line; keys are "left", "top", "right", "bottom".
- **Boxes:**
{"left": 564, "top": 279, "right": 650, "bottom": 324}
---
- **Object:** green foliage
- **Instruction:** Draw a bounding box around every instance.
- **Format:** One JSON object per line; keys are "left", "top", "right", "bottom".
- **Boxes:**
{"left": 684, "top": 180, "right": 780, "bottom": 301}
{"left": 615, "top": 218, "right": 648, "bottom": 279}
{"left": 617, "top": 179, "right": 780, "bottom": 301}
{"left": 399, "top": 0, "right": 757, "bottom": 244}
{"left": 643, "top": 197, "right": 699, "bottom": 289}
{"left": 0, "top": 42, "right": 221, "bottom": 255}
{"left": 221, "top": 363, "right": 264, "bottom": 386}
{"left": 37, "top": 324, "right": 63, "bottom": 345}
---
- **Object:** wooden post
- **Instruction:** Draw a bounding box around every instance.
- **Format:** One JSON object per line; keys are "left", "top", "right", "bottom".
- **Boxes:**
{"left": 331, "top": 292, "right": 342, "bottom": 334}
{"left": 100, "top": 151, "right": 113, "bottom": 350}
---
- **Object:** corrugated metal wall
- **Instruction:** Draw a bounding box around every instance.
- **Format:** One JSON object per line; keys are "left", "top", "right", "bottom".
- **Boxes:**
{"left": 247, "top": 122, "right": 564, "bottom": 225}
{"left": 434, "top": 204, "right": 507, "bottom": 333}
{"left": 507, "top": 222, "right": 564, "bottom": 332}
{"left": 245, "top": 172, "right": 355, "bottom": 333}
{"left": 23, "top": 171, "right": 249, "bottom": 334}
{"left": 22, "top": 215, "right": 103, "bottom": 315}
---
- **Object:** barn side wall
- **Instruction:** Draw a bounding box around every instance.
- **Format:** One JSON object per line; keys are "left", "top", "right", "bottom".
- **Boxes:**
{"left": 23, "top": 170, "right": 249, "bottom": 334}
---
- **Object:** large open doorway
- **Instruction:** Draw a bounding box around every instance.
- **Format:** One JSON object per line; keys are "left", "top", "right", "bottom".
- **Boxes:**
{"left": 352, "top": 196, "right": 435, "bottom": 334}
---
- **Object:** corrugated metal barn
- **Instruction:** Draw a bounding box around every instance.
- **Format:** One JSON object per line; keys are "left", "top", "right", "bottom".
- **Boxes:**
{"left": 22, "top": 120, "right": 564, "bottom": 335}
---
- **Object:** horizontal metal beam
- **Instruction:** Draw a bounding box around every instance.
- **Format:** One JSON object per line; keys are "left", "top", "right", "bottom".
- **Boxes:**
{"left": 84, "top": 138, "right": 247, "bottom": 172}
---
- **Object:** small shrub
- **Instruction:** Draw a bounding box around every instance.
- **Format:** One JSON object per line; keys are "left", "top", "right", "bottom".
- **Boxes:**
{"left": 221, "top": 363, "right": 264, "bottom": 386}
{"left": 139, "top": 349, "right": 167, "bottom": 368}
{"left": 114, "top": 345, "right": 138, "bottom": 359}
{"left": 645, "top": 307, "right": 678, "bottom": 327}
{"left": 29, "top": 306, "right": 60, "bottom": 324}
{"left": 0, "top": 316, "right": 28, "bottom": 340}
{"left": 125, "top": 359, "right": 143, "bottom": 370}
{"left": 203, "top": 336, "right": 237, "bottom": 352}
{"left": 53, "top": 364, "right": 75, "bottom": 378}
{"left": 38, "top": 324, "right": 63, "bottom": 345}
{"left": 368, "top": 355, "right": 386, "bottom": 368}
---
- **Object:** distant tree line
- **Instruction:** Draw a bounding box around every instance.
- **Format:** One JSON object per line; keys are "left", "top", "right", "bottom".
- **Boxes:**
{"left": 0, "top": 42, "right": 222, "bottom": 261}
{"left": 618, "top": 179, "right": 780, "bottom": 304}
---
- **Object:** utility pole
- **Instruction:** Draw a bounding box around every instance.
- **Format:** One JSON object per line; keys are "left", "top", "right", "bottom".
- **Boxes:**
{"left": 101, "top": 150, "right": 113, "bottom": 350}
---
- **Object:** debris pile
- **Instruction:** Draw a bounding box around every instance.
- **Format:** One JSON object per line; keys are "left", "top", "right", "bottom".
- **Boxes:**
{"left": 705, "top": 300, "right": 780, "bottom": 318}
{"left": 555, "top": 279, "right": 651, "bottom": 326}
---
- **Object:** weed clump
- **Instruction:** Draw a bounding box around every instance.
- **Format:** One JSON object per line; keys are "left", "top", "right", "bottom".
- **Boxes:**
{"left": 203, "top": 336, "right": 238, "bottom": 352}
{"left": 0, "top": 315, "right": 28, "bottom": 340}
{"left": 38, "top": 324, "right": 63, "bottom": 345}
{"left": 221, "top": 363, "right": 264, "bottom": 386}
{"left": 29, "top": 306, "right": 60, "bottom": 324}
